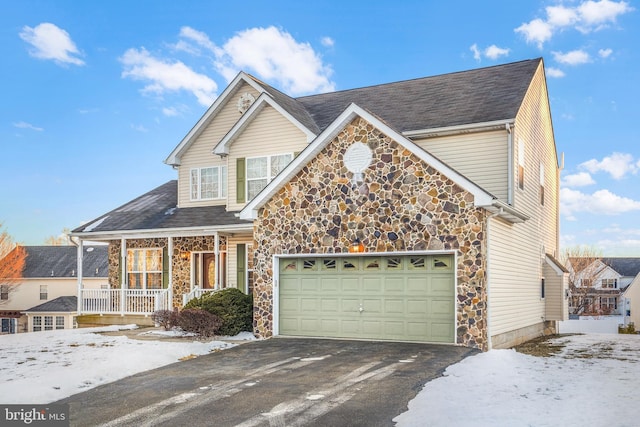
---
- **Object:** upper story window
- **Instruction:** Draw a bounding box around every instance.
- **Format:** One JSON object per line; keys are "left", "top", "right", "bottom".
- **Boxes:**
{"left": 127, "top": 248, "right": 163, "bottom": 290}
{"left": 190, "top": 166, "right": 227, "bottom": 201}
{"left": 601, "top": 278, "right": 618, "bottom": 289}
{"left": 0, "top": 285, "right": 8, "bottom": 300}
{"left": 246, "top": 153, "right": 293, "bottom": 200}
{"left": 518, "top": 139, "right": 525, "bottom": 190}
{"left": 40, "top": 285, "right": 48, "bottom": 300}
{"left": 539, "top": 163, "right": 545, "bottom": 205}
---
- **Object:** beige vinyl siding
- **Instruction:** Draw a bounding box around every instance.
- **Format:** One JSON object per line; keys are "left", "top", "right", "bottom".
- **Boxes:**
{"left": 543, "top": 261, "right": 568, "bottom": 321}
{"left": 178, "top": 83, "right": 261, "bottom": 208}
{"left": 488, "top": 62, "right": 561, "bottom": 338}
{"left": 228, "top": 105, "right": 308, "bottom": 211}
{"left": 413, "top": 130, "right": 508, "bottom": 201}
{"left": 227, "top": 234, "right": 253, "bottom": 291}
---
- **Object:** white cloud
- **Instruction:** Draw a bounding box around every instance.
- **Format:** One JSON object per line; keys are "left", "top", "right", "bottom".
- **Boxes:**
{"left": 599, "top": 48, "right": 613, "bottom": 58}
{"left": 552, "top": 50, "right": 591, "bottom": 65}
{"left": 515, "top": 1, "right": 633, "bottom": 48}
{"left": 321, "top": 37, "right": 335, "bottom": 48}
{"left": 470, "top": 44, "right": 481, "bottom": 61}
{"left": 580, "top": 152, "right": 638, "bottom": 179}
{"left": 162, "top": 107, "right": 179, "bottom": 117}
{"left": 484, "top": 45, "right": 510, "bottom": 60}
{"left": 562, "top": 172, "right": 595, "bottom": 187}
{"left": 212, "top": 26, "right": 335, "bottom": 95}
{"left": 561, "top": 187, "right": 640, "bottom": 219}
{"left": 130, "top": 124, "right": 148, "bottom": 132}
{"left": 13, "top": 121, "right": 43, "bottom": 132}
{"left": 577, "top": 0, "right": 633, "bottom": 30}
{"left": 119, "top": 48, "right": 217, "bottom": 106}
{"left": 546, "top": 67, "right": 566, "bottom": 78}
{"left": 19, "top": 23, "right": 84, "bottom": 66}
{"left": 515, "top": 18, "right": 553, "bottom": 49}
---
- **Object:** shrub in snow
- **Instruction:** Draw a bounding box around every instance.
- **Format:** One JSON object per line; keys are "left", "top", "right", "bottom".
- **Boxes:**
{"left": 184, "top": 288, "right": 253, "bottom": 336}
{"left": 152, "top": 309, "right": 180, "bottom": 330}
{"left": 176, "top": 309, "right": 222, "bottom": 338}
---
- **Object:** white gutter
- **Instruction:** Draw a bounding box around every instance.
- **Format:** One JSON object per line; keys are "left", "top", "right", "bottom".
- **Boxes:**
{"left": 402, "top": 119, "right": 515, "bottom": 139}
{"left": 506, "top": 123, "right": 514, "bottom": 205}
{"left": 69, "top": 223, "right": 253, "bottom": 241}
{"left": 76, "top": 240, "right": 83, "bottom": 314}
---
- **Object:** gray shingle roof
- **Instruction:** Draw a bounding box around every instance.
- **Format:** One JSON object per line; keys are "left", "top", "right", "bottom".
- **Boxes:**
{"left": 23, "top": 296, "right": 77, "bottom": 313}
{"left": 602, "top": 258, "right": 640, "bottom": 277}
{"left": 294, "top": 58, "right": 541, "bottom": 133}
{"left": 73, "top": 180, "right": 252, "bottom": 235}
{"left": 21, "top": 246, "right": 108, "bottom": 278}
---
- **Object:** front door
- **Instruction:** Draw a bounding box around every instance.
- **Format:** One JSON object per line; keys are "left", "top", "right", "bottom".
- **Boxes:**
{"left": 203, "top": 253, "right": 216, "bottom": 289}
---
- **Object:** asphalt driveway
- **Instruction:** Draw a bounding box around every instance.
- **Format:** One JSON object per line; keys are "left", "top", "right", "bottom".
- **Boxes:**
{"left": 56, "top": 338, "right": 477, "bottom": 427}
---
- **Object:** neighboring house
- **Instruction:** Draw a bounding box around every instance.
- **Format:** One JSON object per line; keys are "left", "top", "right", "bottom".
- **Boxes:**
{"left": 568, "top": 257, "right": 640, "bottom": 319}
{"left": 70, "top": 58, "right": 567, "bottom": 350}
{"left": 0, "top": 246, "right": 108, "bottom": 333}
{"left": 22, "top": 296, "right": 78, "bottom": 332}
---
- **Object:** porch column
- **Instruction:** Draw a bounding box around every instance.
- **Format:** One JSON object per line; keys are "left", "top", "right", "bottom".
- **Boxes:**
{"left": 215, "top": 232, "right": 220, "bottom": 290}
{"left": 76, "top": 239, "right": 84, "bottom": 313}
{"left": 168, "top": 236, "right": 174, "bottom": 307}
{"left": 120, "top": 237, "right": 126, "bottom": 314}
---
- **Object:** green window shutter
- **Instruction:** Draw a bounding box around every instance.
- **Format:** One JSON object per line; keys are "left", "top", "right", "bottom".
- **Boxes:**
{"left": 162, "top": 247, "right": 169, "bottom": 289}
{"left": 236, "top": 157, "right": 246, "bottom": 204}
{"left": 237, "top": 244, "right": 246, "bottom": 293}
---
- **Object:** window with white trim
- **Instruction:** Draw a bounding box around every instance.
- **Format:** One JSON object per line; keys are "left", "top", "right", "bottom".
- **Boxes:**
{"left": 518, "top": 139, "right": 525, "bottom": 190}
{"left": 55, "top": 316, "right": 65, "bottom": 330}
{"left": 0, "top": 285, "right": 8, "bottom": 300}
{"left": 601, "top": 278, "right": 618, "bottom": 289}
{"left": 40, "top": 285, "right": 48, "bottom": 300}
{"left": 539, "top": 162, "right": 545, "bottom": 205}
{"left": 190, "top": 166, "right": 227, "bottom": 200}
{"left": 127, "top": 249, "right": 163, "bottom": 290}
{"left": 600, "top": 297, "right": 617, "bottom": 312}
{"left": 246, "top": 153, "right": 293, "bottom": 200}
{"left": 44, "top": 316, "right": 53, "bottom": 331}
{"left": 33, "top": 316, "right": 42, "bottom": 332}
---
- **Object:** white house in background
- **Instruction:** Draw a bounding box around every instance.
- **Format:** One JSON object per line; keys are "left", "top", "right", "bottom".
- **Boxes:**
{"left": 0, "top": 246, "right": 107, "bottom": 333}
{"left": 567, "top": 257, "right": 640, "bottom": 319}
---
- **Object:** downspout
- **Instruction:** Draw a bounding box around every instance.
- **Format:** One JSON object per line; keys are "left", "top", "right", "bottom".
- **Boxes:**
{"left": 120, "top": 238, "right": 127, "bottom": 314}
{"left": 168, "top": 237, "right": 173, "bottom": 308}
{"left": 76, "top": 239, "right": 83, "bottom": 315}
{"left": 506, "top": 123, "right": 514, "bottom": 205}
{"left": 485, "top": 208, "right": 503, "bottom": 350}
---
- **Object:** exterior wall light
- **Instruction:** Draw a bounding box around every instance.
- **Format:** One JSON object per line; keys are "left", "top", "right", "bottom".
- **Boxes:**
{"left": 349, "top": 238, "right": 365, "bottom": 253}
{"left": 180, "top": 251, "right": 190, "bottom": 261}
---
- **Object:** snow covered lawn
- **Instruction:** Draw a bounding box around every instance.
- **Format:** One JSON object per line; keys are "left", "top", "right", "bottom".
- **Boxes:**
{"left": 395, "top": 333, "right": 640, "bottom": 427}
{"left": 0, "top": 325, "right": 254, "bottom": 404}
{"left": 1, "top": 327, "right": 638, "bottom": 427}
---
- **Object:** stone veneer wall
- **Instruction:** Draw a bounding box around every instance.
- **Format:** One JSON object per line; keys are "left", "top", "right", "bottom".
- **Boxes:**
{"left": 107, "top": 236, "right": 226, "bottom": 308}
{"left": 252, "top": 117, "right": 488, "bottom": 349}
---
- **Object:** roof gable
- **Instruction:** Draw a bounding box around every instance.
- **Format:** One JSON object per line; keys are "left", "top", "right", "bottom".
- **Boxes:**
{"left": 24, "top": 296, "right": 77, "bottom": 313}
{"left": 240, "top": 103, "right": 496, "bottom": 220}
{"left": 213, "top": 93, "right": 317, "bottom": 156}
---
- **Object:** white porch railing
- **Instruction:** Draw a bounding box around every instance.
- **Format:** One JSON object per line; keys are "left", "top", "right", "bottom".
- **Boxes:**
{"left": 182, "top": 288, "right": 221, "bottom": 306}
{"left": 79, "top": 289, "right": 171, "bottom": 315}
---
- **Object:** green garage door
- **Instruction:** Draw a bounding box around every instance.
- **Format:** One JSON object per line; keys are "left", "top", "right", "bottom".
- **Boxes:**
{"left": 278, "top": 254, "right": 455, "bottom": 343}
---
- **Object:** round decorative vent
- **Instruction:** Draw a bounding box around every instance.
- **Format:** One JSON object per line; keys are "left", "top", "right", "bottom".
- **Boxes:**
{"left": 237, "top": 92, "right": 255, "bottom": 114}
{"left": 343, "top": 142, "right": 372, "bottom": 185}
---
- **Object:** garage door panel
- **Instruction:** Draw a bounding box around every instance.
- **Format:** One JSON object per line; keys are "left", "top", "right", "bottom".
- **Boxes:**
{"left": 279, "top": 255, "right": 455, "bottom": 343}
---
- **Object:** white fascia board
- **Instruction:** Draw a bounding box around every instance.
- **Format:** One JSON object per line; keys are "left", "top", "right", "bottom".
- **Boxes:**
{"left": 483, "top": 199, "right": 530, "bottom": 223}
{"left": 69, "top": 223, "right": 254, "bottom": 241}
{"left": 545, "top": 255, "right": 568, "bottom": 276}
{"left": 213, "top": 94, "right": 317, "bottom": 156}
{"left": 402, "top": 119, "right": 515, "bottom": 139}
{"left": 240, "top": 103, "right": 495, "bottom": 220}
{"left": 164, "top": 72, "right": 266, "bottom": 166}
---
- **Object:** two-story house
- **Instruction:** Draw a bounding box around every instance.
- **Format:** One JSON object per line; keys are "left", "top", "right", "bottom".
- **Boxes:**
{"left": 70, "top": 58, "right": 567, "bottom": 350}
{"left": 0, "top": 246, "right": 108, "bottom": 333}
{"left": 568, "top": 257, "right": 640, "bottom": 317}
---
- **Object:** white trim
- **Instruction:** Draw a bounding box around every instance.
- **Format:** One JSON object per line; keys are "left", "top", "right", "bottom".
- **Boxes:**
{"left": 403, "top": 119, "right": 515, "bottom": 139}
{"left": 70, "top": 223, "right": 253, "bottom": 241}
{"left": 240, "top": 103, "right": 495, "bottom": 220}
{"left": 272, "top": 249, "right": 458, "bottom": 343}
{"left": 213, "top": 93, "right": 316, "bottom": 156}
{"left": 165, "top": 72, "right": 266, "bottom": 166}
{"left": 544, "top": 254, "right": 567, "bottom": 276}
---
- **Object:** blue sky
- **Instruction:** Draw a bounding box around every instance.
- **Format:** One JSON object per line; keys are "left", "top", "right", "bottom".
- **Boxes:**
{"left": 1, "top": 1, "right": 638, "bottom": 255}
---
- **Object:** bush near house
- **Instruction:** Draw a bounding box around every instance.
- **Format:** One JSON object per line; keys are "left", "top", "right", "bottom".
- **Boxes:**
{"left": 151, "top": 309, "right": 180, "bottom": 330}
{"left": 176, "top": 309, "right": 222, "bottom": 337}
{"left": 184, "top": 288, "right": 253, "bottom": 336}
